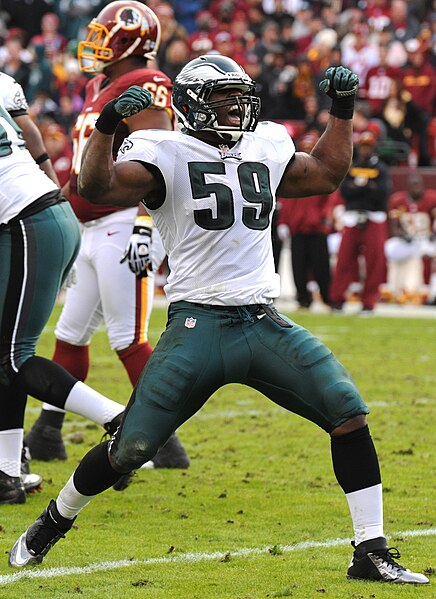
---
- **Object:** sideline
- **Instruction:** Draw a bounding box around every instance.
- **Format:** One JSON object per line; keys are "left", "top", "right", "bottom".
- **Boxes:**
{"left": 152, "top": 296, "right": 436, "bottom": 319}
{"left": 1, "top": 528, "right": 434, "bottom": 585}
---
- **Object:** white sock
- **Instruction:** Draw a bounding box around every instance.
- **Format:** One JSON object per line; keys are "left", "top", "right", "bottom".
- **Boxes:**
{"left": 0, "top": 429, "right": 23, "bottom": 477}
{"left": 64, "top": 381, "right": 123, "bottom": 426}
{"left": 346, "top": 483, "right": 384, "bottom": 545}
{"left": 42, "top": 403, "right": 66, "bottom": 413}
{"left": 56, "top": 474, "right": 96, "bottom": 520}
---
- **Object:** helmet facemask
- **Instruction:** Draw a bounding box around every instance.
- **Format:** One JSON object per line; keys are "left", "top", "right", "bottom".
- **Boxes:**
{"left": 78, "top": 22, "right": 114, "bottom": 73}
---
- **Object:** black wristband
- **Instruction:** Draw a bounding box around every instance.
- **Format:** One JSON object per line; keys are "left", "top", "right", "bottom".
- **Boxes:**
{"left": 329, "top": 95, "right": 355, "bottom": 120}
{"left": 95, "top": 100, "right": 123, "bottom": 135}
{"left": 35, "top": 152, "right": 50, "bottom": 165}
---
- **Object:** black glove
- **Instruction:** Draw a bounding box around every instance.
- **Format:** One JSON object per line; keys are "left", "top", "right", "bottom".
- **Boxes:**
{"left": 319, "top": 66, "right": 359, "bottom": 120}
{"left": 95, "top": 85, "right": 154, "bottom": 135}
{"left": 120, "top": 217, "right": 153, "bottom": 278}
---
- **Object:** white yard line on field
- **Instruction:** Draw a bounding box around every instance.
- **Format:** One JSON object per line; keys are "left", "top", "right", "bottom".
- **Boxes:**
{"left": 1, "top": 528, "right": 434, "bottom": 585}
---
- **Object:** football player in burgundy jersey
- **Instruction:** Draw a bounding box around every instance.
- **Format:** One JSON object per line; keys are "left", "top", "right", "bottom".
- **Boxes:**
{"left": 9, "top": 56, "right": 428, "bottom": 585}
{"left": 25, "top": 1, "right": 190, "bottom": 472}
{"left": 385, "top": 172, "right": 436, "bottom": 300}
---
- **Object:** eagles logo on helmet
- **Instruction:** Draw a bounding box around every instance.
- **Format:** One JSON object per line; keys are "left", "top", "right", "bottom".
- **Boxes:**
{"left": 78, "top": 0, "right": 161, "bottom": 73}
{"left": 172, "top": 55, "right": 261, "bottom": 142}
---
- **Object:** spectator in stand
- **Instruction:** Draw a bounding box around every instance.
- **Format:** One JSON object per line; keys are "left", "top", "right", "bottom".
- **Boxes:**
{"left": 246, "top": 2, "right": 266, "bottom": 40}
{"left": 190, "top": 37, "right": 214, "bottom": 60}
{"left": 212, "top": 31, "right": 243, "bottom": 65}
{"left": 330, "top": 131, "right": 391, "bottom": 314}
{"left": 377, "top": 78, "right": 422, "bottom": 165}
{"left": 360, "top": 43, "right": 401, "bottom": 116}
{"left": 401, "top": 38, "right": 436, "bottom": 166}
{"left": 186, "top": 10, "right": 216, "bottom": 59}
{"left": 155, "top": 2, "right": 187, "bottom": 74}
{"left": 307, "top": 28, "right": 339, "bottom": 76}
{"left": 0, "top": 0, "right": 52, "bottom": 43}
{"left": 290, "top": 1, "right": 314, "bottom": 43}
{"left": 292, "top": 55, "right": 316, "bottom": 110}
{"left": 341, "top": 22, "right": 379, "bottom": 85}
{"left": 25, "top": 43, "right": 54, "bottom": 103}
{"left": 27, "top": 88, "right": 60, "bottom": 124}
{"left": 252, "top": 19, "right": 281, "bottom": 64}
{"left": 384, "top": 173, "right": 436, "bottom": 303}
{"left": 257, "top": 44, "right": 300, "bottom": 119}
{"left": 56, "top": 0, "right": 107, "bottom": 42}
{"left": 261, "top": 0, "right": 296, "bottom": 22}
{"left": 161, "top": 38, "right": 190, "bottom": 81}
{"left": 0, "top": 30, "right": 31, "bottom": 90}
{"left": 29, "top": 12, "right": 67, "bottom": 63}
{"left": 388, "top": 0, "right": 421, "bottom": 44}
{"left": 56, "top": 95, "right": 79, "bottom": 136}
{"left": 170, "top": 0, "right": 208, "bottom": 35}
{"left": 294, "top": 16, "right": 325, "bottom": 58}
{"left": 364, "top": 0, "right": 392, "bottom": 33}
{"left": 228, "top": 11, "right": 257, "bottom": 60}
{"left": 277, "top": 132, "right": 332, "bottom": 309}
{"left": 41, "top": 122, "right": 73, "bottom": 188}
{"left": 54, "top": 57, "right": 87, "bottom": 118}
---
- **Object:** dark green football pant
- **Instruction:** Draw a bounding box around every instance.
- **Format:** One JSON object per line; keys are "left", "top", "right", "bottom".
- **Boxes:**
{"left": 110, "top": 301, "right": 369, "bottom": 471}
{"left": 0, "top": 201, "right": 80, "bottom": 385}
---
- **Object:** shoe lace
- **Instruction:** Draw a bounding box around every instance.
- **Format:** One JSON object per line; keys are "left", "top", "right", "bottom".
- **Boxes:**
{"left": 374, "top": 546, "right": 406, "bottom": 572}
{"left": 101, "top": 412, "right": 123, "bottom": 443}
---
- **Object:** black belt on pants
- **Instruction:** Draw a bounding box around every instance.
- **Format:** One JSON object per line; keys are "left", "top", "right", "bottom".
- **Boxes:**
{"left": 187, "top": 302, "right": 266, "bottom": 314}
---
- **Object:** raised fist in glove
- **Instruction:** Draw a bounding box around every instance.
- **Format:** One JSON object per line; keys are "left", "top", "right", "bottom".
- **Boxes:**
{"left": 120, "top": 216, "right": 153, "bottom": 278}
{"left": 319, "top": 66, "right": 359, "bottom": 120}
{"left": 96, "top": 86, "right": 154, "bottom": 135}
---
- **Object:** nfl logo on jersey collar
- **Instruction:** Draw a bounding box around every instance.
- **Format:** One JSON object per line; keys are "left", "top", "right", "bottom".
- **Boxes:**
{"left": 218, "top": 144, "right": 242, "bottom": 161}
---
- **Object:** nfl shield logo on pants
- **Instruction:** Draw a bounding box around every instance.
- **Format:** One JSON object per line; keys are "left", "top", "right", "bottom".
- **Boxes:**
{"left": 185, "top": 317, "right": 197, "bottom": 329}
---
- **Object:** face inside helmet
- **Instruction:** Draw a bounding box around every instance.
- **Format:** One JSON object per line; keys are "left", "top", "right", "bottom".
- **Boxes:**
{"left": 172, "top": 55, "right": 261, "bottom": 141}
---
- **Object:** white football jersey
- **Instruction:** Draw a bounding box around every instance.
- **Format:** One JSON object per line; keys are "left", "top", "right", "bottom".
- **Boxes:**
{"left": 0, "top": 72, "right": 58, "bottom": 224}
{"left": 117, "top": 122, "right": 295, "bottom": 305}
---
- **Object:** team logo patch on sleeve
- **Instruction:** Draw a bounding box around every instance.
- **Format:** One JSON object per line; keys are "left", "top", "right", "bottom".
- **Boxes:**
{"left": 184, "top": 317, "right": 197, "bottom": 328}
{"left": 119, "top": 139, "right": 133, "bottom": 154}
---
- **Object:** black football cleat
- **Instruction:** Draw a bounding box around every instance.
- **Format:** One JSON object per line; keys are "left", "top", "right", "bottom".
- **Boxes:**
{"left": 8, "top": 499, "right": 75, "bottom": 567}
{"left": 347, "top": 537, "right": 429, "bottom": 584}
{"left": 0, "top": 470, "right": 26, "bottom": 505}
{"left": 24, "top": 420, "right": 67, "bottom": 461}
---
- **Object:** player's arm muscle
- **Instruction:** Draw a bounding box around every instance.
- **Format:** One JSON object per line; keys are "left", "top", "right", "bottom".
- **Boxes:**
{"left": 13, "top": 113, "right": 60, "bottom": 186}
{"left": 126, "top": 105, "right": 172, "bottom": 132}
{"left": 277, "top": 117, "right": 353, "bottom": 198}
{"left": 78, "top": 130, "right": 157, "bottom": 207}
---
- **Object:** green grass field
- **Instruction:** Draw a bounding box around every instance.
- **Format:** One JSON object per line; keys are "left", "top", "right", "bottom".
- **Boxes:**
{"left": 1, "top": 304, "right": 435, "bottom": 598}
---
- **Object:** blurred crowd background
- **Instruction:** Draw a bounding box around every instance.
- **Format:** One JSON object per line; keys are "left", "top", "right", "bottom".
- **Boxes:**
{"left": 1, "top": 0, "right": 435, "bottom": 308}
{"left": 1, "top": 0, "right": 435, "bottom": 167}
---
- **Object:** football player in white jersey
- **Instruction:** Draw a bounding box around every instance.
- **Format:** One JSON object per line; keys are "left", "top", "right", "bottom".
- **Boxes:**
{"left": 9, "top": 57, "right": 429, "bottom": 585}
{"left": 0, "top": 73, "right": 131, "bottom": 505}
